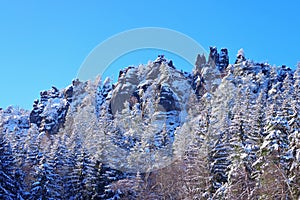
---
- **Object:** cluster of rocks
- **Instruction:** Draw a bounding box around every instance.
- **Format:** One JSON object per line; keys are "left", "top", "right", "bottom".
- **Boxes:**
{"left": 154, "top": 55, "right": 175, "bottom": 68}
{"left": 192, "top": 47, "right": 230, "bottom": 97}
{"left": 29, "top": 86, "right": 73, "bottom": 134}
{"left": 193, "top": 47, "right": 291, "bottom": 97}
{"left": 110, "top": 58, "right": 183, "bottom": 116}
{"left": 99, "top": 57, "right": 189, "bottom": 150}
{"left": 28, "top": 46, "right": 292, "bottom": 139}
{"left": 154, "top": 54, "right": 167, "bottom": 64}
{"left": 208, "top": 46, "right": 230, "bottom": 71}
{"left": 156, "top": 84, "right": 181, "bottom": 112}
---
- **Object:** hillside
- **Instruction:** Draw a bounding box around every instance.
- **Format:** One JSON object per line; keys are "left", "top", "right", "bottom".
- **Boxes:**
{"left": 0, "top": 47, "right": 299, "bottom": 199}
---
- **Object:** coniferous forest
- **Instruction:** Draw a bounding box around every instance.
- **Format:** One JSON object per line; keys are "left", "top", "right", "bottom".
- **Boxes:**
{"left": 0, "top": 47, "right": 300, "bottom": 199}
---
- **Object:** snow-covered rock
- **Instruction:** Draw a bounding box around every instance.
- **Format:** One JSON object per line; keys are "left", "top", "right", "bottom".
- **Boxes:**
{"left": 29, "top": 85, "right": 73, "bottom": 134}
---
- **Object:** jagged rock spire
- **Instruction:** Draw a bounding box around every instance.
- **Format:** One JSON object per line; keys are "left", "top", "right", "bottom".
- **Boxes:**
{"left": 219, "top": 48, "right": 229, "bottom": 71}
{"left": 208, "top": 46, "right": 219, "bottom": 67}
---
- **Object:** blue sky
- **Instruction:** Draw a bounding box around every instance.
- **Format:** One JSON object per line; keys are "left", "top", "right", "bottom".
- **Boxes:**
{"left": 0, "top": 1, "right": 299, "bottom": 109}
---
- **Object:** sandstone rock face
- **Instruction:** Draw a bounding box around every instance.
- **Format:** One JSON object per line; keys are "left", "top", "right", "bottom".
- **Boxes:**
{"left": 107, "top": 60, "right": 193, "bottom": 145}
{"left": 110, "top": 67, "right": 139, "bottom": 115}
{"left": 29, "top": 86, "right": 73, "bottom": 134}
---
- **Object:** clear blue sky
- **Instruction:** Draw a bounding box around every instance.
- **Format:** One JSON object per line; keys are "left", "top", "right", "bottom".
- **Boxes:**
{"left": 0, "top": 1, "right": 299, "bottom": 110}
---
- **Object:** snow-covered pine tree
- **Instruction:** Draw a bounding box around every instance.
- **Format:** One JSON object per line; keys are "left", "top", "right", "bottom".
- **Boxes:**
{"left": 286, "top": 63, "right": 300, "bottom": 197}
{"left": 0, "top": 132, "right": 16, "bottom": 200}
{"left": 206, "top": 69, "right": 236, "bottom": 195}
{"left": 23, "top": 126, "right": 41, "bottom": 196}
{"left": 280, "top": 73, "right": 295, "bottom": 173}
{"left": 182, "top": 119, "right": 210, "bottom": 199}
{"left": 73, "top": 150, "right": 99, "bottom": 199}
{"left": 226, "top": 86, "right": 259, "bottom": 199}
{"left": 29, "top": 154, "right": 62, "bottom": 200}
{"left": 250, "top": 89, "right": 268, "bottom": 185}
{"left": 99, "top": 164, "right": 124, "bottom": 199}
{"left": 257, "top": 78, "right": 293, "bottom": 198}
{"left": 262, "top": 88, "right": 289, "bottom": 155}
{"left": 46, "top": 134, "right": 74, "bottom": 199}
{"left": 0, "top": 108, "right": 29, "bottom": 199}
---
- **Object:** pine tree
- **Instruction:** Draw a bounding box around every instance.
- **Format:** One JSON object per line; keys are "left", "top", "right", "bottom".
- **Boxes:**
{"left": 226, "top": 86, "right": 260, "bottom": 199}
{"left": 250, "top": 89, "right": 268, "bottom": 185}
{"left": 71, "top": 150, "right": 99, "bottom": 199}
{"left": 0, "top": 133, "right": 16, "bottom": 200}
{"left": 180, "top": 96, "right": 211, "bottom": 199}
{"left": 262, "top": 91, "right": 289, "bottom": 155}
{"left": 0, "top": 109, "right": 29, "bottom": 200}
{"left": 285, "top": 64, "right": 300, "bottom": 197}
{"left": 206, "top": 71, "right": 236, "bottom": 195}
{"left": 23, "top": 126, "right": 41, "bottom": 196}
{"left": 256, "top": 87, "right": 293, "bottom": 198}
{"left": 183, "top": 135, "right": 210, "bottom": 199}
{"left": 29, "top": 154, "right": 62, "bottom": 200}
{"left": 47, "top": 134, "right": 73, "bottom": 199}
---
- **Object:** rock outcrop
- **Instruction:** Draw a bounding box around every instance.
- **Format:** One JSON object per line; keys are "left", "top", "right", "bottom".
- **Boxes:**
{"left": 29, "top": 86, "right": 73, "bottom": 134}
{"left": 96, "top": 57, "right": 193, "bottom": 149}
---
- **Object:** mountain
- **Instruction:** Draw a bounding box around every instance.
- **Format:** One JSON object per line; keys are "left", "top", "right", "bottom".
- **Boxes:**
{"left": 0, "top": 47, "right": 299, "bottom": 199}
